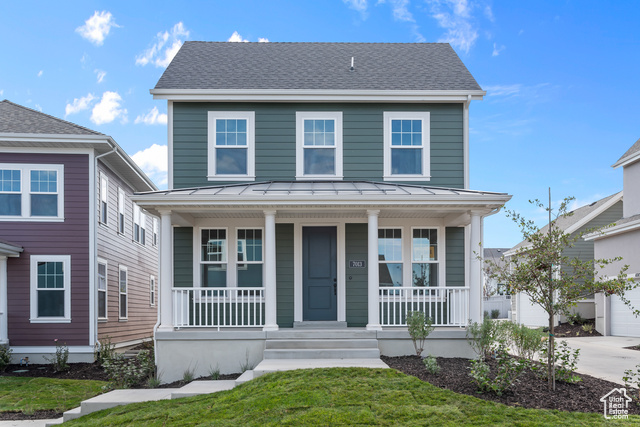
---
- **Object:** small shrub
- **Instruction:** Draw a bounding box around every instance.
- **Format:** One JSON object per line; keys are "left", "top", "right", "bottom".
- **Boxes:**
{"left": 44, "top": 339, "right": 69, "bottom": 372}
{"left": 94, "top": 336, "right": 116, "bottom": 366}
{"left": 406, "top": 311, "right": 435, "bottom": 356}
{"left": 483, "top": 311, "right": 489, "bottom": 319}
{"left": 423, "top": 355, "right": 440, "bottom": 375}
{"left": 538, "top": 340, "right": 581, "bottom": 383}
{"left": 508, "top": 322, "right": 545, "bottom": 362}
{"left": 623, "top": 364, "right": 640, "bottom": 406}
{"left": 466, "top": 319, "right": 509, "bottom": 361}
{"left": 581, "top": 323, "right": 594, "bottom": 334}
{"left": 147, "top": 374, "right": 162, "bottom": 388}
{"left": 183, "top": 367, "right": 195, "bottom": 383}
{"left": 103, "top": 350, "right": 155, "bottom": 388}
{"left": 209, "top": 365, "right": 221, "bottom": 380}
{"left": 468, "top": 345, "right": 529, "bottom": 395}
{"left": 490, "top": 309, "right": 500, "bottom": 319}
{"left": 566, "top": 312, "right": 584, "bottom": 326}
{"left": 0, "top": 344, "right": 13, "bottom": 372}
{"left": 468, "top": 359, "right": 491, "bottom": 392}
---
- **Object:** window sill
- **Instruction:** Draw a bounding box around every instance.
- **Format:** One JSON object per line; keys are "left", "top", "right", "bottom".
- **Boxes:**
{"left": 207, "top": 176, "right": 255, "bottom": 182}
{"left": 383, "top": 175, "right": 431, "bottom": 182}
{"left": 119, "top": 318, "right": 128, "bottom": 322}
{"left": 30, "top": 318, "right": 71, "bottom": 324}
{"left": 98, "top": 318, "right": 108, "bottom": 323}
{"left": 0, "top": 217, "right": 65, "bottom": 222}
{"left": 295, "top": 175, "right": 344, "bottom": 181}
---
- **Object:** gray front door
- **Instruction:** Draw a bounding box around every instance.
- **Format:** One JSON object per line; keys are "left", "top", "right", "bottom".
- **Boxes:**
{"left": 302, "top": 226, "right": 337, "bottom": 321}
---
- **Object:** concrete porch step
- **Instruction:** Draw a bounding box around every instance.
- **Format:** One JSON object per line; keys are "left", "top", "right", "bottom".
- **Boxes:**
{"left": 266, "top": 329, "right": 377, "bottom": 340}
{"left": 254, "top": 358, "right": 389, "bottom": 375}
{"left": 263, "top": 347, "right": 380, "bottom": 359}
{"left": 265, "top": 338, "right": 379, "bottom": 350}
{"left": 293, "top": 321, "right": 347, "bottom": 329}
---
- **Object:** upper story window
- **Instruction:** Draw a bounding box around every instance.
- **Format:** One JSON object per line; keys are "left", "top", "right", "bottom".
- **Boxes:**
{"left": 118, "top": 188, "right": 126, "bottom": 234}
{"left": 99, "top": 173, "right": 108, "bottom": 225}
{"left": 296, "top": 112, "right": 343, "bottom": 179}
{"left": 133, "top": 204, "right": 146, "bottom": 245}
{"left": 383, "top": 112, "right": 430, "bottom": 181}
{"left": 0, "top": 163, "right": 64, "bottom": 221}
{"left": 207, "top": 111, "right": 255, "bottom": 181}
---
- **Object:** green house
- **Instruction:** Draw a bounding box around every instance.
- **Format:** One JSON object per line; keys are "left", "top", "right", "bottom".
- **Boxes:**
{"left": 134, "top": 42, "right": 511, "bottom": 382}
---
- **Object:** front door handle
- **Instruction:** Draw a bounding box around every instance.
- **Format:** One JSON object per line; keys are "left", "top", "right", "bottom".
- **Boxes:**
{"left": 333, "top": 278, "right": 337, "bottom": 295}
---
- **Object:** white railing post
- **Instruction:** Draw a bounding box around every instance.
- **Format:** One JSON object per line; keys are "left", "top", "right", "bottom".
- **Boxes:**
{"left": 367, "top": 210, "right": 382, "bottom": 330}
{"left": 158, "top": 210, "right": 173, "bottom": 331}
{"left": 263, "top": 210, "right": 278, "bottom": 331}
{"left": 469, "top": 212, "right": 483, "bottom": 324}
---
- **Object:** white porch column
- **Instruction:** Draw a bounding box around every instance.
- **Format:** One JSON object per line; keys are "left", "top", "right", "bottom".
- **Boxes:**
{"left": 0, "top": 257, "right": 8, "bottom": 344}
{"left": 263, "top": 210, "right": 278, "bottom": 331}
{"left": 158, "top": 210, "right": 173, "bottom": 331}
{"left": 366, "top": 210, "right": 382, "bottom": 330}
{"left": 469, "top": 212, "right": 483, "bottom": 323}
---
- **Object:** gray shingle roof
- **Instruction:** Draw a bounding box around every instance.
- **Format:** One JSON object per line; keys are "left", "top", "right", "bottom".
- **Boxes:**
{"left": 0, "top": 100, "right": 102, "bottom": 135}
{"left": 614, "top": 137, "right": 640, "bottom": 166}
{"left": 154, "top": 42, "right": 482, "bottom": 91}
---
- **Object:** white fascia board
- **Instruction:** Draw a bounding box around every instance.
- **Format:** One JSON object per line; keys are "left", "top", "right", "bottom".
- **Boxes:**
{"left": 583, "top": 217, "right": 640, "bottom": 241}
{"left": 0, "top": 133, "right": 112, "bottom": 145}
{"left": 612, "top": 152, "right": 640, "bottom": 169}
{"left": 0, "top": 241, "right": 23, "bottom": 257}
{"left": 150, "top": 89, "right": 486, "bottom": 102}
{"left": 564, "top": 191, "right": 623, "bottom": 235}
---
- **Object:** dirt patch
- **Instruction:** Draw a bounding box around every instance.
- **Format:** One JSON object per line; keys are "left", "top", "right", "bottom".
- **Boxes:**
{"left": 382, "top": 355, "right": 639, "bottom": 415}
{"left": 553, "top": 320, "right": 601, "bottom": 338}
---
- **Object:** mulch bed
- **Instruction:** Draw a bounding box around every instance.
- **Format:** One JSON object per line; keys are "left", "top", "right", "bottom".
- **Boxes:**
{"left": 382, "top": 355, "right": 640, "bottom": 415}
{"left": 553, "top": 320, "right": 602, "bottom": 338}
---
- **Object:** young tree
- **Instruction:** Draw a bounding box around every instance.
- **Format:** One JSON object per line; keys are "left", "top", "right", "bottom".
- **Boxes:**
{"left": 486, "top": 194, "right": 638, "bottom": 390}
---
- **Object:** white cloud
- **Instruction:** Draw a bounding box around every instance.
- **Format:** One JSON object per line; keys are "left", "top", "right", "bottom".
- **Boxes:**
{"left": 131, "top": 144, "right": 168, "bottom": 188}
{"left": 37, "top": 70, "right": 43, "bottom": 77}
{"left": 91, "top": 91, "right": 127, "bottom": 125}
{"left": 0, "top": 89, "right": 3, "bottom": 96}
{"left": 76, "top": 11, "right": 119, "bottom": 46}
{"left": 258, "top": 38, "right": 270, "bottom": 43}
{"left": 492, "top": 43, "right": 505, "bottom": 56}
{"left": 134, "top": 107, "right": 167, "bottom": 125}
{"left": 35, "top": 104, "right": 42, "bottom": 112}
{"left": 95, "top": 69, "right": 106, "bottom": 83}
{"left": 484, "top": 84, "right": 522, "bottom": 97}
{"left": 484, "top": 5, "right": 494, "bottom": 22}
{"left": 65, "top": 93, "right": 95, "bottom": 117}
{"left": 136, "top": 22, "right": 189, "bottom": 68}
{"left": 388, "top": 0, "right": 414, "bottom": 22}
{"left": 228, "top": 31, "right": 249, "bottom": 42}
{"left": 343, "top": 0, "right": 369, "bottom": 19}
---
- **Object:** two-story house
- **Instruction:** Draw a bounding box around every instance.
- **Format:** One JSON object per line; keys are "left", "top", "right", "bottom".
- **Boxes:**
{"left": 0, "top": 100, "right": 159, "bottom": 362}
{"left": 134, "top": 42, "right": 511, "bottom": 382}
{"left": 586, "top": 138, "right": 640, "bottom": 337}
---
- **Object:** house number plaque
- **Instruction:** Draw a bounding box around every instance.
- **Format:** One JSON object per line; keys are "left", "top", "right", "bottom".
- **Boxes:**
{"left": 349, "top": 260, "right": 366, "bottom": 268}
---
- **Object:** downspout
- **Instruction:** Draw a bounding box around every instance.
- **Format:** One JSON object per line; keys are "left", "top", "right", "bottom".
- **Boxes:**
{"left": 93, "top": 143, "right": 117, "bottom": 349}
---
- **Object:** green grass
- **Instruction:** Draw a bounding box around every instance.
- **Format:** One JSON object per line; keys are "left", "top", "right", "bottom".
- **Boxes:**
{"left": 66, "top": 368, "right": 639, "bottom": 426}
{"left": 0, "top": 377, "right": 107, "bottom": 414}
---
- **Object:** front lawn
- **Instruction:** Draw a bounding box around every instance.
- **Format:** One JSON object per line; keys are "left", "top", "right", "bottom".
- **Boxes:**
{"left": 66, "top": 368, "right": 635, "bottom": 426}
{"left": 0, "top": 377, "right": 107, "bottom": 415}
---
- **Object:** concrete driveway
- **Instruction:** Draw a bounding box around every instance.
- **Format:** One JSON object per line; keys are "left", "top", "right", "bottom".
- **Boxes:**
{"left": 561, "top": 336, "right": 640, "bottom": 385}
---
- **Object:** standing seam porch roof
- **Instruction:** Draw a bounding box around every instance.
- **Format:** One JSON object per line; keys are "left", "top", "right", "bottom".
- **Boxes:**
{"left": 154, "top": 42, "right": 482, "bottom": 92}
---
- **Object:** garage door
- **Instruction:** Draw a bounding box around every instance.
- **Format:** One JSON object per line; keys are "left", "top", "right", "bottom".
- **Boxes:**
{"left": 611, "top": 284, "right": 640, "bottom": 337}
{"left": 518, "top": 293, "right": 549, "bottom": 327}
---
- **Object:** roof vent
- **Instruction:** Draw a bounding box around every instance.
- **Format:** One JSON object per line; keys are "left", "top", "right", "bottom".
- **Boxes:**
{"left": 589, "top": 201, "right": 597, "bottom": 206}
{"left": 350, "top": 57, "right": 355, "bottom": 72}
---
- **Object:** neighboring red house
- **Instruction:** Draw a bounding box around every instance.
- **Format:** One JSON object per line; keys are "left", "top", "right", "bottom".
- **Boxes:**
{"left": 0, "top": 100, "right": 159, "bottom": 362}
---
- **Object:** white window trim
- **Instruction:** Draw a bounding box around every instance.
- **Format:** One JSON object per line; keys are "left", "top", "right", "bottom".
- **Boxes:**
{"left": 410, "top": 227, "right": 445, "bottom": 287}
{"left": 117, "top": 187, "right": 126, "bottom": 235}
{"left": 133, "top": 204, "right": 146, "bottom": 245}
{"left": 97, "top": 258, "right": 108, "bottom": 321}
{"left": 152, "top": 217, "right": 158, "bottom": 246}
{"left": 378, "top": 228, "right": 404, "bottom": 287}
{"left": 150, "top": 275, "right": 156, "bottom": 306}
{"left": 119, "top": 265, "right": 128, "bottom": 320}
{"left": 236, "top": 228, "right": 265, "bottom": 282}
{"left": 29, "top": 255, "right": 71, "bottom": 323}
{"left": 383, "top": 112, "right": 431, "bottom": 181}
{"left": 195, "top": 227, "right": 229, "bottom": 287}
{"left": 207, "top": 111, "right": 256, "bottom": 181}
{"left": 0, "top": 163, "right": 64, "bottom": 221}
{"left": 295, "top": 111, "right": 343, "bottom": 180}
{"left": 99, "top": 172, "right": 108, "bottom": 225}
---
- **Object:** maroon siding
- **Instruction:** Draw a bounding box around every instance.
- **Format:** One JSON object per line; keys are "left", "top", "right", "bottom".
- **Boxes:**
{"left": 1, "top": 153, "right": 90, "bottom": 346}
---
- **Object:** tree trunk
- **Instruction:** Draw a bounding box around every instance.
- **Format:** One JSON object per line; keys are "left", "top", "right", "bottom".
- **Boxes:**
{"left": 548, "top": 314, "right": 555, "bottom": 391}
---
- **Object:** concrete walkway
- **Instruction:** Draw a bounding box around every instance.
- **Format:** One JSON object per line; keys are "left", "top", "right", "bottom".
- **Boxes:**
{"left": 562, "top": 336, "right": 640, "bottom": 384}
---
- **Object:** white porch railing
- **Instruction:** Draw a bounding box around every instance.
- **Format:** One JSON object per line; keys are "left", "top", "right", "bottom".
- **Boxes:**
{"left": 173, "top": 287, "right": 265, "bottom": 329}
{"left": 379, "top": 287, "right": 469, "bottom": 327}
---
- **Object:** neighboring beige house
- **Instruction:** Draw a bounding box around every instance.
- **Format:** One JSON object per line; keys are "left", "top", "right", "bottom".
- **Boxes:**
{"left": 585, "top": 138, "right": 640, "bottom": 337}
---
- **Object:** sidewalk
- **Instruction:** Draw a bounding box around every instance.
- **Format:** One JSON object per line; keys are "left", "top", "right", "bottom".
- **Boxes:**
{"left": 563, "top": 336, "right": 640, "bottom": 384}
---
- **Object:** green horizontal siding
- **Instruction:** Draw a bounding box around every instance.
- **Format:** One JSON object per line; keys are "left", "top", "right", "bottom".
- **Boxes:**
{"left": 276, "top": 224, "right": 295, "bottom": 328}
{"left": 446, "top": 227, "right": 465, "bottom": 287}
{"left": 174, "top": 227, "right": 193, "bottom": 288}
{"left": 345, "top": 223, "right": 368, "bottom": 327}
{"left": 173, "top": 102, "right": 463, "bottom": 188}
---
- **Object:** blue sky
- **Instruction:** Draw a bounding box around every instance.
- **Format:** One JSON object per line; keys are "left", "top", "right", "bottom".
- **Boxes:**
{"left": 1, "top": 1, "right": 639, "bottom": 247}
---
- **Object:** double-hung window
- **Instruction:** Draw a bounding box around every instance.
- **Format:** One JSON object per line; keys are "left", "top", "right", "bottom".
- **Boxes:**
{"left": 150, "top": 275, "right": 156, "bottom": 306}
{"left": 133, "top": 204, "right": 146, "bottom": 245}
{"left": 97, "top": 259, "right": 107, "bottom": 319}
{"left": 99, "top": 173, "right": 108, "bottom": 225}
{"left": 296, "top": 112, "right": 343, "bottom": 179}
{"left": 152, "top": 218, "right": 158, "bottom": 246}
{"left": 411, "top": 228, "right": 439, "bottom": 287}
{"left": 118, "top": 188, "right": 125, "bottom": 234}
{"left": 237, "top": 229, "right": 263, "bottom": 287}
{"left": 0, "top": 164, "right": 64, "bottom": 220}
{"left": 383, "top": 112, "right": 430, "bottom": 181}
{"left": 30, "top": 255, "right": 71, "bottom": 323}
{"left": 378, "top": 229, "right": 403, "bottom": 287}
{"left": 207, "top": 112, "right": 255, "bottom": 181}
{"left": 200, "top": 229, "right": 227, "bottom": 287}
{"left": 119, "top": 266, "right": 128, "bottom": 319}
